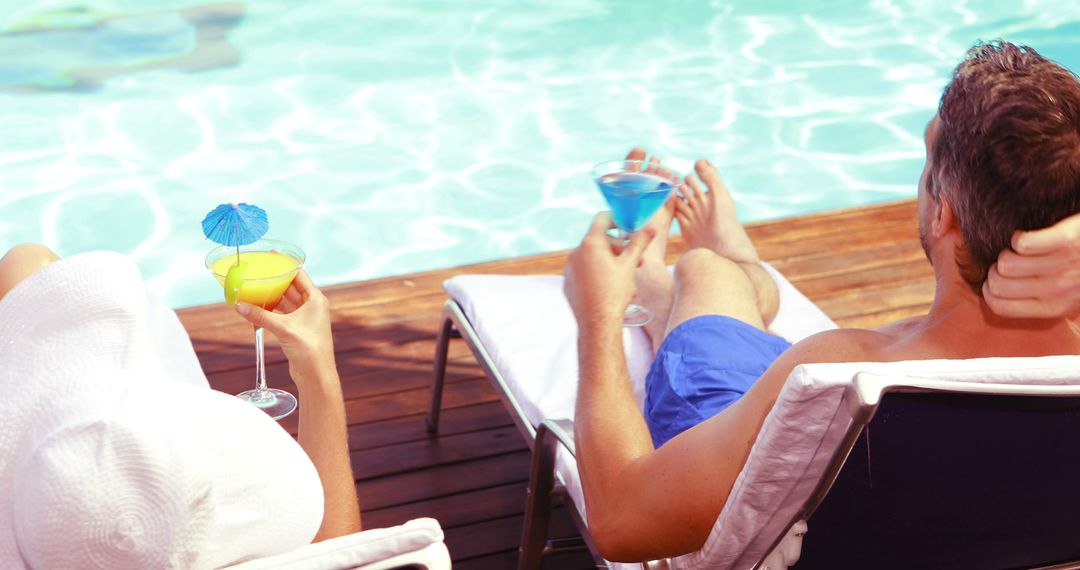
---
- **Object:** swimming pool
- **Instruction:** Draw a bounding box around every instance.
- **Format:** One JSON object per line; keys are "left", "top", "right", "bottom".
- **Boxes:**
{"left": 1, "top": 0, "right": 1078, "bottom": 308}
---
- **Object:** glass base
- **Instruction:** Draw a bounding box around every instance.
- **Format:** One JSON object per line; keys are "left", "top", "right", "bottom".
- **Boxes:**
{"left": 623, "top": 304, "right": 652, "bottom": 327}
{"left": 237, "top": 388, "right": 297, "bottom": 420}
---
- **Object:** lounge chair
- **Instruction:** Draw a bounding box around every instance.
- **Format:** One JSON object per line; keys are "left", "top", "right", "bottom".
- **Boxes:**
{"left": 426, "top": 268, "right": 1080, "bottom": 569}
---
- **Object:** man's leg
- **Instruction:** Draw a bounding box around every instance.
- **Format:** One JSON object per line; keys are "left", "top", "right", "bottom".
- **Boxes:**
{"left": 639, "top": 161, "right": 785, "bottom": 450}
{"left": 0, "top": 243, "right": 59, "bottom": 302}
{"left": 668, "top": 249, "right": 766, "bottom": 332}
{"left": 668, "top": 159, "right": 779, "bottom": 334}
{"left": 634, "top": 158, "right": 781, "bottom": 351}
{"left": 634, "top": 199, "right": 678, "bottom": 354}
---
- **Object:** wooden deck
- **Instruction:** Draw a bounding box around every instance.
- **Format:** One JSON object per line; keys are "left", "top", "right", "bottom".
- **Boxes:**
{"left": 176, "top": 199, "right": 934, "bottom": 568}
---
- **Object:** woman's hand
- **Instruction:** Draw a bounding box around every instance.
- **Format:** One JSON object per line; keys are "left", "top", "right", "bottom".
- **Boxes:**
{"left": 234, "top": 270, "right": 338, "bottom": 390}
{"left": 235, "top": 270, "right": 361, "bottom": 539}
{"left": 985, "top": 213, "right": 1080, "bottom": 319}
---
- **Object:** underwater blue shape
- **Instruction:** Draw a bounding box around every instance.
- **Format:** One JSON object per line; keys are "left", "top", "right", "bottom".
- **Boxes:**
{"left": 201, "top": 203, "right": 268, "bottom": 246}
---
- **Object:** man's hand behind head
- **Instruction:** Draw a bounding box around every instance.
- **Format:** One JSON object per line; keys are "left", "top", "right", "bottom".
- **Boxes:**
{"left": 985, "top": 211, "right": 1080, "bottom": 319}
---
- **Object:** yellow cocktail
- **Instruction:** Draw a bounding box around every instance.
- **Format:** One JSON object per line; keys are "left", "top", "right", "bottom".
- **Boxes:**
{"left": 209, "top": 251, "right": 301, "bottom": 311}
{"left": 206, "top": 239, "right": 306, "bottom": 420}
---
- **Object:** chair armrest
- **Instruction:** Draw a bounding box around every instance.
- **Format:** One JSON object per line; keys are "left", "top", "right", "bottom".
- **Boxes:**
{"left": 538, "top": 418, "right": 575, "bottom": 457}
{"left": 222, "top": 518, "right": 450, "bottom": 570}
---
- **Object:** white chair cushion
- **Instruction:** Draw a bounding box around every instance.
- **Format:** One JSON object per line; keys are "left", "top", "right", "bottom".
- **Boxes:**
{"left": 443, "top": 264, "right": 836, "bottom": 430}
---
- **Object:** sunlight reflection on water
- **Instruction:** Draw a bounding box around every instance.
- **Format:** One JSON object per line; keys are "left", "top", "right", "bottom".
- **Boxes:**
{"left": 0, "top": 0, "right": 1078, "bottom": 307}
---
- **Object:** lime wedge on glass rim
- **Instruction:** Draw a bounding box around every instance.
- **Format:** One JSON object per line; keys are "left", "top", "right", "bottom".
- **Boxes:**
{"left": 224, "top": 260, "right": 247, "bottom": 305}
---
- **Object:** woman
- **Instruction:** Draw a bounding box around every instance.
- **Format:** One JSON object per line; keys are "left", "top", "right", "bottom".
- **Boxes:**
{"left": 0, "top": 243, "right": 359, "bottom": 568}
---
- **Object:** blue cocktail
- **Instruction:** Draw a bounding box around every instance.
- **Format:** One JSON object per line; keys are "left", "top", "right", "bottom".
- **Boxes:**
{"left": 596, "top": 171, "right": 677, "bottom": 232}
{"left": 591, "top": 159, "right": 682, "bottom": 326}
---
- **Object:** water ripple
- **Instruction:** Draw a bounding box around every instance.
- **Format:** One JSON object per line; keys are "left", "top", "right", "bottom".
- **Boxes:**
{"left": 1, "top": 0, "right": 1078, "bottom": 307}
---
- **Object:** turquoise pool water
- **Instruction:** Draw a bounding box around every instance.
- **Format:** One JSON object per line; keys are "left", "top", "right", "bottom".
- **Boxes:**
{"left": 1, "top": 1, "right": 1078, "bottom": 308}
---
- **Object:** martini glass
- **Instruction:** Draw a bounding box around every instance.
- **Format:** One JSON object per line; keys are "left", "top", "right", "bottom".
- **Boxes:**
{"left": 206, "top": 239, "right": 305, "bottom": 420}
{"left": 591, "top": 159, "right": 682, "bottom": 327}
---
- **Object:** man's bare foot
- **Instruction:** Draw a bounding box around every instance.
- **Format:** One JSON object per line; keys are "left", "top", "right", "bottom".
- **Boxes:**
{"left": 642, "top": 195, "right": 675, "bottom": 264}
{"left": 675, "top": 159, "right": 780, "bottom": 326}
{"left": 675, "top": 159, "right": 760, "bottom": 264}
{"left": 636, "top": 197, "right": 677, "bottom": 353}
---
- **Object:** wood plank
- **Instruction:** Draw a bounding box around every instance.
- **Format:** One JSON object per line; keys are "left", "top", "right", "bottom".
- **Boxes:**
{"left": 814, "top": 277, "right": 936, "bottom": 321}
{"left": 341, "top": 378, "right": 500, "bottom": 426}
{"left": 456, "top": 549, "right": 597, "bottom": 570}
{"left": 356, "top": 451, "right": 531, "bottom": 511}
{"left": 834, "top": 303, "right": 934, "bottom": 330}
{"left": 754, "top": 220, "right": 916, "bottom": 264}
{"left": 445, "top": 505, "right": 585, "bottom": 562}
{"left": 262, "top": 375, "right": 503, "bottom": 434}
{"left": 352, "top": 425, "right": 526, "bottom": 480}
{"left": 347, "top": 402, "right": 513, "bottom": 452}
{"left": 748, "top": 200, "right": 916, "bottom": 244}
{"left": 789, "top": 259, "right": 932, "bottom": 300}
{"left": 361, "top": 481, "right": 527, "bottom": 530}
{"left": 202, "top": 341, "right": 478, "bottom": 399}
{"left": 188, "top": 306, "right": 443, "bottom": 354}
{"left": 771, "top": 240, "right": 927, "bottom": 284}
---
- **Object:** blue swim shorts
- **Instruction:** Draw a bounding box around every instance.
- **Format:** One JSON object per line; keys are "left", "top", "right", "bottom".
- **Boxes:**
{"left": 644, "top": 315, "right": 792, "bottom": 448}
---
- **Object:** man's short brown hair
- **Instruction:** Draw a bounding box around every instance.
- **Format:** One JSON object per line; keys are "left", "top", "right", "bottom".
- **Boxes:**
{"left": 932, "top": 40, "right": 1080, "bottom": 288}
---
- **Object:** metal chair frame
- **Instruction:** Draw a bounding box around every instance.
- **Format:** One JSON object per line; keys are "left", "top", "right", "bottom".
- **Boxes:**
{"left": 426, "top": 300, "right": 604, "bottom": 569}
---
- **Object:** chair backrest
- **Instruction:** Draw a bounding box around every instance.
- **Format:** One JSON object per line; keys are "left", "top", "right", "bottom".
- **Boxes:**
{"left": 794, "top": 374, "right": 1080, "bottom": 569}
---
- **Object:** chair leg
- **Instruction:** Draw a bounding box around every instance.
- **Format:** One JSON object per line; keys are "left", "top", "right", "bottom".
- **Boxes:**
{"left": 518, "top": 423, "right": 558, "bottom": 570}
{"left": 426, "top": 313, "right": 454, "bottom": 434}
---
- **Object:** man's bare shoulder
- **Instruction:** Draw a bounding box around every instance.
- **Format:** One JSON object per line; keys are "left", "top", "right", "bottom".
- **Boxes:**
{"left": 874, "top": 314, "right": 924, "bottom": 336}
{"left": 751, "top": 327, "right": 899, "bottom": 398}
{"left": 739, "top": 326, "right": 900, "bottom": 417}
{"left": 781, "top": 326, "right": 898, "bottom": 365}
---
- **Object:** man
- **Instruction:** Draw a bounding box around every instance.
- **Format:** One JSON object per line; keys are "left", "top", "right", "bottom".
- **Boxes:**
{"left": 562, "top": 40, "right": 1080, "bottom": 562}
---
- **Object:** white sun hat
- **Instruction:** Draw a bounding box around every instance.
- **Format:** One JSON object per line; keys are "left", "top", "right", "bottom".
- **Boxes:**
{"left": 0, "top": 251, "right": 324, "bottom": 569}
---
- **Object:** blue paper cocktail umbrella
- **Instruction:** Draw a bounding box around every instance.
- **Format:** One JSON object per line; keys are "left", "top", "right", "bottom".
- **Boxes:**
{"left": 201, "top": 203, "right": 269, "bottom": 246}
{"left": 202, "top": 202, "right": 270, "bottom": 306}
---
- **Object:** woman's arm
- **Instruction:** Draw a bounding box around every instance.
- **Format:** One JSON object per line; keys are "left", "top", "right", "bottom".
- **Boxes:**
{"left": 235, "top": 270, "right": 362, "bottom": 541}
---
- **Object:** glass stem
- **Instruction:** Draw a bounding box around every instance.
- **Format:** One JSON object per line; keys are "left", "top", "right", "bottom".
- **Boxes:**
{"left": 254, "top": 326, "right": 268, "bottom": 394}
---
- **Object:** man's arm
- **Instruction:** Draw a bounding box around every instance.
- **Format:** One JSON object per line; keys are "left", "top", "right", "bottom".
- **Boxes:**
{"left": 565, "top": 214, "right": 873, "bottom": 561}
{"left": 985, "top": 212, "right": 1080, "bottom": 319}
{"left": 576, "top": 327, "right": 866, "bottom": 561}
